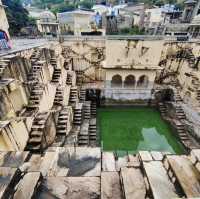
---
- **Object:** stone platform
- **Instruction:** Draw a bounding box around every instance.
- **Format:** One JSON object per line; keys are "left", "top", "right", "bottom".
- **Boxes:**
{"left": 0, "top": 39, "right": 48, "bottom": 57}
{"left": 0, "top": 148, "right": 200, "bottom": 199}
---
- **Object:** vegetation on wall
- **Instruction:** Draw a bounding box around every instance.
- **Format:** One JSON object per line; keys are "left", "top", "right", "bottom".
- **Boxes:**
{"left": 2, "top": 0, "right": 36, "bottom": 36}
{"left": 119, "top": 26, "right": 145, "bottom": 35}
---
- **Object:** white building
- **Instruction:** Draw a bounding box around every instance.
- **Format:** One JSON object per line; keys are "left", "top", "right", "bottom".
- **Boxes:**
{"left": 57, "top": 9, "right": 105, "bottom": 36}
{"left": 118, "top": 3, "right": 145, "bottom": 29}
{"left": 0, "top": 0, "right": 9, "bottom": 37}
{"left": 37, "top": 9, "right": 60, "bottom": 36}
{"left": 144, "top": 8, "right": 165, "bottom": 33}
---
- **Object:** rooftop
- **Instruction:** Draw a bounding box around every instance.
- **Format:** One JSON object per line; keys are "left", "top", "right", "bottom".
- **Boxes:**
{"left": 58, "top": 9, "right": 95, "bottom": 16}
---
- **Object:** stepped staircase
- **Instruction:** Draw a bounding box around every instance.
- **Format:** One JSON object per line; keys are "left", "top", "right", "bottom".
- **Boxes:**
{"left": 91, "top": 101, "right": 97, "bottom": 117}
{"left": 28, "top": 65, "right": 42, "bottom": 82}
{"left": 56, "top": 108, "right": 69, "bottom": 135}
{"left": 78, "top": 120, "right": 89, "bottom": 146}
{"left": 66, "top": 73, "right": 72, "bottom": 85}
{"left": 31, "top": 50, "right": 42, "bottom": 64}
{"left": 53, "top": 86, "right": 63, "bottom": 106}
{"left": 196, "top": 90, "right": 200, "bottom": 106}
{"left": 29, "top": 84, "right": 44, "bottom": 107}
{"left": 158, "top": 102, "right": 167, "bottom": 117}
{"left": 174, "top": 120, "right": 192, "bottom": 149}
{"left": 174, "top": 91, "right": 182, "bottom": 102}
{"left": 89, "top": 118, "right": 97, "bottom": 146}
{"left": 156, "top": 71, "right": 177, "bottom": 84}
{"left": 79, "top": 89, "right": 86, "bottom": 103}
{"left": 26, "top": 112, "right": 49, "bottom": 152}
{"left": 69, "top": 87, "right": 78, "bottom": 104}
{"left": 187, "top": 49, "right": 196, "bottom": 68}
{"left": 76, "top": 71, "right": 84, "bottom": 86}
{"left": 51, "top": 68, "right": 61, "bottom": 83}
{"left": 175, "top": 105, "right": 186, "bottom": 120}
{"left": 170, "top": 79, "right": 179, "bottom": 88}
{"left": 191, "top": 75, "right": 200, "bottom": 90}
{"left": 73, "top": 103, "right": 83, "bottom": 126}
{"left": 50, "top": 58, "right": 57, "bottom": 67}
{"left": 83, "top": 101, "right": 91, "bottom": 120}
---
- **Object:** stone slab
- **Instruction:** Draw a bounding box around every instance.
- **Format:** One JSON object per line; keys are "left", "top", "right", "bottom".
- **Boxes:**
{"left": 190, "top": 149, "right": 200, "bottom": 164}
{"left": 101, "top": 172, "right": 123, "bottom": 199}
{"left": 143, "top": 161, "right": 178, "bottom": 199}
{"left": 0, "top": 167, "right": 21, "bottom": 198}
{"left": 38, "top": 177, "right": 100, "bottom": 199}
{"left": 13, "top": 172, "right": 41, "bottom": 199}
{"left": 102, "top": 152, "right": 116, "bottom": 172}
{"left": 167, "top": 155, "right": 200, "bottom": 198}
{"left": 127, "top": 154, "right": 140, "bottom": 167}
{"left": 150, "top": 151, "right": 163, "bottom": 161}
{"left": 139, "top": 151, "right": 153, "bottom": 162}
{"left": 120, "top": 167, "right": 146, "bottom": 199}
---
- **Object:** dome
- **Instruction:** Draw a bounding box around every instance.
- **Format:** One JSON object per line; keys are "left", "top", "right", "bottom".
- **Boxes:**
{"left": 191, "top": 14, "right": 200, "bottom": 24}
{"left": 40, "top": 9, "right": 56, "bottom": 20}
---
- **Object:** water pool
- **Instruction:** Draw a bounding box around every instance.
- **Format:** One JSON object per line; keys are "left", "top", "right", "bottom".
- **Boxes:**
{"left": 98, "top": 107, "right": 184, "bottom": 154}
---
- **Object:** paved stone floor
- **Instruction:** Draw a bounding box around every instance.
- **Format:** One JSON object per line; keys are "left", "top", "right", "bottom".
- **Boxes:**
{"left": 0, "top": 39, "right": 48, "bottom": 56}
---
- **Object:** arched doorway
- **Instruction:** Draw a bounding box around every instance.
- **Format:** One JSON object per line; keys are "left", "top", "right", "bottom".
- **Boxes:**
{"left": 124, "top": 75, "right": 136, "bottom": 88}
{"left": 111, "top": 74, "right": 122, "bottom": 88}
{"left": 137, "top": 75, "right": 149, "bottom": 88}
{"left": 154, "top": 88, "right": 174, "bottom": 102}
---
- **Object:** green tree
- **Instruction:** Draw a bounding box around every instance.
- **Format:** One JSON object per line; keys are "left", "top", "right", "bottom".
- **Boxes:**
{"left": 2, "top": 0, "right": 34, "bottom": 36}
{"left": 119, "top": 26, "right": 145, "bottom": 35}
{"left": 79, "top": 0, "right": 94, "bottom": 9}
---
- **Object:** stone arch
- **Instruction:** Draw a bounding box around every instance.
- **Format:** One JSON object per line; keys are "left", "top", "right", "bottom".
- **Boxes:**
{"left": 124, "top": 75, "right": 136, "bottom": 88}
{"left": 111, "top": 74, "right": 122, "bottom": 87}
{"left": 137, "top": 75, "right": 149, "bottom": 88}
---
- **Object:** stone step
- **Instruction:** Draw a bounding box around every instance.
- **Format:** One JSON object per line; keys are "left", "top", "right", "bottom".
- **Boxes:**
{"left": 31, "top": 131, "right": 43, "bottom": 137}
{"left": 28, "top": 136, "right": 42, "bottom": 143}
{"left": 143, "top": 161, "right": 178, "bottom": 199}
{"left": 164, "top": 155, "right": 200, "bottom": 198}
{"left": 120, "top": 167, "right": 146, "bottom": 199}
{"left": 57, "top": 129, "right": 66, "bottom": 135}
{"left": 32, "top": 125, "right": 45, "bottom": 130}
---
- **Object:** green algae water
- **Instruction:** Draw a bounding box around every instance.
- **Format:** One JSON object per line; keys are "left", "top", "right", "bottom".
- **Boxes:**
{"left": 98, "top": 107, "right": 184, "bottom": 154}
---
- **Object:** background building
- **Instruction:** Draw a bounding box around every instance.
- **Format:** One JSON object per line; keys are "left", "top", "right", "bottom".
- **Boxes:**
{"left": 37, "top": 9, "right": 60, "bottom": 37}
{"left": 57, "top": 9, "right": 105, "bottom": 36}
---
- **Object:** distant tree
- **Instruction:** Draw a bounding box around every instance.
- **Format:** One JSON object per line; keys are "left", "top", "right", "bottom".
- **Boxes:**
{"left": 79, "top": 0, "right": 94, "bottom": 9}
{"left": 2, "top": 0, "right": 34, "bottom": 36}
{"left": 51, "top": 2, "right": 75, "bottom": 13}
{"left": 119, "top": 26, "right": 145, "bottom": 35}
{"left": 32, "top": 0, "right": 95, "bottom": 11}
